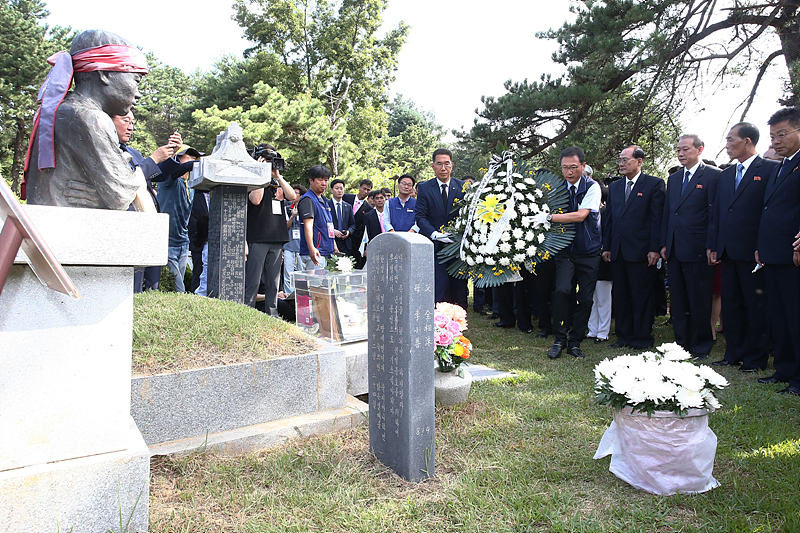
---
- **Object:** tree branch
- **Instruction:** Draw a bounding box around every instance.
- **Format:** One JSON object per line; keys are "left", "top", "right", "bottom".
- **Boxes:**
{"left": 740, "top": 49, "right": 784, "bottom": 121}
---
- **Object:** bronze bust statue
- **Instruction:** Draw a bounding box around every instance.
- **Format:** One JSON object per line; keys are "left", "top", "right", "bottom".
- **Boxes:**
{"left": 23, "top": 30, "right": 154, "bottom": 211}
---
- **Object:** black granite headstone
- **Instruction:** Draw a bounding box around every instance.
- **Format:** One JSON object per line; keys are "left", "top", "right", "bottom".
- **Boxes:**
{"left": 207, "top": 185, "right": 247, "bottom": 302}
{"left": 368, "top": 232, "right": 435, "bottom": 482}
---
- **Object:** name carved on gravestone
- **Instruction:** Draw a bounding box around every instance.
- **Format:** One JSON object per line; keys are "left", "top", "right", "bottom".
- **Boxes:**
{"left": 188, "top": 123, "right": 272, "bottom": 302}
{"left": 368, "top": 232, "right": 435, "bottom": 482}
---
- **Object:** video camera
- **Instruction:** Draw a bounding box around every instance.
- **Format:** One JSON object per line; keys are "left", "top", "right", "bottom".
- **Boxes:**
{"left": 249, "top": 144, "right": 285, "bottom": 171}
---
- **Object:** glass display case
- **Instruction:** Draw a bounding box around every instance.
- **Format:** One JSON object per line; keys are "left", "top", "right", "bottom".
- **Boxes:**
{"left": 291, "top": 269, "right": 368, "bottom": 344}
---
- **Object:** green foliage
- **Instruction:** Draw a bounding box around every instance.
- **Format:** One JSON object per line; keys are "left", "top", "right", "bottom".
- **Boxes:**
{"left": 191, "top": 82, "right": 356, "bottom": 183}
{"left": 129, "top": 53, "right": 194, "bottom": 157}
{"left": 0, "top": 0, "right": 73, "bottom": 194}
{"left": 468, "top": 0, "right": 797, "bottom": 172}
{"left": 232, "top": 0, "right": 410, "bottom": 172}
{"left": 378, "top": 95, "right": 442, "bottom": 180}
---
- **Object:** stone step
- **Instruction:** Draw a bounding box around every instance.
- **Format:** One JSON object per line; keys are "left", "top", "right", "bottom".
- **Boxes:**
{"left": 148, "top": 395, "right": 368, "bottom": 457}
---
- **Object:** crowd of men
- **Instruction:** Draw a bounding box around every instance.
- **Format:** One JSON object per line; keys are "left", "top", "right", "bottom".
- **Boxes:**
{"left": 125, "top": 107, "right": 800, "bottom": 399}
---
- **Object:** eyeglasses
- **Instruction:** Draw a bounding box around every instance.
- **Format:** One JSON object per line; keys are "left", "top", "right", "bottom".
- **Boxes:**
{"left": 433, "top": 161, "right": 453, "bottom": 168}
{"left": 769, "top": 127, "right": 800, "bottom": 141}
{"left": 120, "top": 118, "right": 135, "bottom": 127}
{"left": 561, "top": 165, "right": 582, "bottom": 172}
{"left": 618, "top": 157, "right": 637, "bottom": 164}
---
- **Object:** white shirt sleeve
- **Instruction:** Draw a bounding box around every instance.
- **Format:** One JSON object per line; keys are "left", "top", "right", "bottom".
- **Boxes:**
{"left": 578, "top": 182, "right": 601, "bottom": 212}
{"left": 381, "top": 210, "right": 394, "bottom": 232}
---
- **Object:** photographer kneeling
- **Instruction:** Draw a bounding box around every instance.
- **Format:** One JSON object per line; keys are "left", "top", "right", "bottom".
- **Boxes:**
{"left": 245, "top": 144, "right": 296, "bottom": 316}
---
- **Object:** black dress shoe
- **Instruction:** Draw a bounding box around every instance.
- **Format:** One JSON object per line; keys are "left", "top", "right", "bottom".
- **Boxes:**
{"left": 778, "top": 385, "right": 800, "bottom": 396}
{"left": 488, "top": 313, "right": 500, "bottom": 320}
{"left": 691, "top": 354, "right": 709, "bottom": 361}
{"left": 476, "top": 309, "right": 488, "bottom": 316}
{"left": 493, "top": 322, "right": 515, "bottom": 328}
{"left": 758, "top": 374, "right": 788, "bottom": 384}
{"left": 548, "top": 343, "right": 563, "bottom": 359}
{"left": 609, "top": 341, "right": 627, "bottom": 348}
{"left": 569, "top": 346, "right": 586, "bottom": 358}
{"left": 712, "top": 359, "right": 740, "bottom": 366}
{"left": 520, "top": 328, "right": 533, "bottom": 334}
{"left": 738, "top": 366, "right": 761, "bottom": 373}
{"left": 537, "top": 329, "right": 551, "bottom": 338}
{"left": 594, "top": 338, "right": 607, "bottom": 344}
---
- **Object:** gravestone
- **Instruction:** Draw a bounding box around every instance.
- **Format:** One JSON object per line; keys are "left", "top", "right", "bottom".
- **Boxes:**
{"left": 188, "top": 123, "right": 272, "bottom": 302}
{"left": 368, "top": 232, "right": 435, "bottom": 482}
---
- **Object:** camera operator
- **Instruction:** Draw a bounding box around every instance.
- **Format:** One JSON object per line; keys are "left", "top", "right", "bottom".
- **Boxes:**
{"left": 245, "top": 144, "right": 296, "bottom": 316}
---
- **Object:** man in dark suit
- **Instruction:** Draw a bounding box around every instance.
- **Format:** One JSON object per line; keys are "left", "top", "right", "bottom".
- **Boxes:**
{"left": 343, "top": 179, "right": 373, "bottom": 269}
{"left": 364, "top": 189, "right": 395, "bottom": 246}
{"left": 661, "top": 134, "right": 720, "bottom": 358}
{"left": 328, "top": 178, "right": 356, "bottom": 255}
{"left": 708, "top": 123, "right": 777, "bottom": 371}
{"left": 415, "top": 148, "right": 468, "bottom": 308}
{"left": 602, "top": 145, "right": 665, "bottom": 348}
{"left": 756, "top": 107, "right": 800, "bottom": 396}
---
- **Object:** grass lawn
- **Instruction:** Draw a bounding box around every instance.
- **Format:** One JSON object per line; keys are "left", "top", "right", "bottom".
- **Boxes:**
{"left": 148, "top": 307, "right": 800, "bottom": 532}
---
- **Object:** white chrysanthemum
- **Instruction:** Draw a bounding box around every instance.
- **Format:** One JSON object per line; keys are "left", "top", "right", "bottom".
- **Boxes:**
{"left": 525, "top": 177, "right": 536, "bottom": 185}
{"left": 675, "top": 388, "right": 704, "bottom": 409}
{"left": 513, "top": 253, "right": 526, "bottom": 262}
{"left": 473, "top": 220, "right": 482, "bottom": 230}
{"left": 469, "top": 243, "right": 478, "bottom": 253}
{"left": 497, "top": 172, "right": 507, "bottom": 177}
{"left": 703, "top": 391, "right": 721, "bottom": 409}
{"left": 542, "top": 203, "right": 550, "bottom": 213}
{"left": 475, "top": 255, "right": 485, "bottom": 263}
{"left": 485, "top": 257, "right": 496, "bottom": 266}
{"left": 478, "top": 245, "right": 487, "bottom": 254}
{"left": 466, "top": 256, "right": 475, "bottom": 266}
{"left": 537, "top": 233, "right": 545, "bottom": 244}
{"left": 530, "top": 203, "right": 540, "bottom": 213}
{"left": 526, "top": 230, "right": 535, "bottom": 241}
{"left": 494, "top": 185, "right": 505, "bottom": 191}
{"left": 479, "top": 223, "right": 488, "bottom": 234}
{"left": 625, "top": 381, "right": 649, "bottom": 405}
{"left": 696, "top": 365, "right": 729, "bottom": 388}
{"left": 500, "top": 232, "right": 511, "bottom": 242}
{"left": 529, "top": 246, "right": 537, "bottom": 255}
{"left": 514, "top": 182, "right": 526, "bottom": 190}
{"left": 512, "top": 228, "right": 524, "bottom": 239}
{"left": 499, "top": 257, "right": 510, "bottom": 266}
{"left": 521, "top": 217, "right": 532, "bottom": 228}
{"left": 518, "top": 203, "right": 529, "bottom": 214}
{"left": 512, "top": 172, "right": 522, "bottom": 179}
{"left": 515, "top": 240, "right": 527, "bottom": 250}
{"left": 514, "top": 192, "right": 525, "bottom": 201}
{"left": 496, "top": 193, "right": 507, "bottom": 200}
{"left": 499, "top": 242, "right": 511, "bottom": 253}
{"left": 535, "top": 189, "right": 543, "bottom": 198}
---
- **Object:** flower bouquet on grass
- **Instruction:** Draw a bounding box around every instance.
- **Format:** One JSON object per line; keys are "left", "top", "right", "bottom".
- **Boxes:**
{"left": 593, "top": 343, "right": 729, "bottom": 495}
{"left": 438, "top": 148, "right": 575, "bottom": 287}
{"left": 434, "top": 302, "right": 471, "bottom": 375}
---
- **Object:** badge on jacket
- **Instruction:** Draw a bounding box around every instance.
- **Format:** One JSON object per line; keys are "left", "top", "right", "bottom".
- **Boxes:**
{"left": 754, "top": 176, "right": 761, "bottom": 181}
{"left": 696, "top": 184, "right": 703, "bottom": 189}
{"left": 637, "top": 192, "right": 643, "bottom": 196}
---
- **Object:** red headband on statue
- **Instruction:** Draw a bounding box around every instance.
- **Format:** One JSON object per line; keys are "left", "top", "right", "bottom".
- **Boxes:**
{"left": 21, "top": 44, "right": 148, "bottom": 199}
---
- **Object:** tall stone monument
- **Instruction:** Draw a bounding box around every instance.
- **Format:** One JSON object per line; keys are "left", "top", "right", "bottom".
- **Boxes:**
{"left": 188, "top": 123, "right": 272, "bottom": 302}
{"left": 368, "top": 232, "right": 435, "bottom": 482}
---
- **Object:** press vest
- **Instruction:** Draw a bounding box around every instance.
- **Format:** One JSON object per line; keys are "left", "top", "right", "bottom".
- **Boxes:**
{"left": 388, "top": 196, "right": 417, "bottom": 231}
{"left": 299, "top": 190, "right": 334, "bottom": 256}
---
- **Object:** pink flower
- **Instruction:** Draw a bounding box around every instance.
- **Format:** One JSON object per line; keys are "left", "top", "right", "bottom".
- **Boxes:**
{"left": 436, "top": 329, "right": 454, "bottom": 347}
{"left": 446, "top": 320, "right": 462, "bottom": 336}
{"left": 434, "top": 313, "right": 449, "bottom": 329}
{"left": 435, "top": 302, "right": 468, "bottom": 330}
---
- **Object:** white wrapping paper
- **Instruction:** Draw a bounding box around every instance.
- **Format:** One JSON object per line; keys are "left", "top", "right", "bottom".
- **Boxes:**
{"left": 594, "top": 407, "right": 720, "bottom": 495}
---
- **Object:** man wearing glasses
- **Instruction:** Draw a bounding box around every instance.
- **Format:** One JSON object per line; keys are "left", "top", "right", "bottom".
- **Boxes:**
{"left": 533, "top": 146, "right": 601, "bottom": 359}
{"left": 756, "top": 107, "right": 800, "bottom": 396}
{"left": 660, "top": 134, "right": 720, "bottom": 359}
{"left": 415, "top": 148, "right": 468, "bottom": 308}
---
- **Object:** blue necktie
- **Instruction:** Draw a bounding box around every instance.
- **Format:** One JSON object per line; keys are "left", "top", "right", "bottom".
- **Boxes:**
{"left": 734, "top": 163, "right": 744, "bottom": 191}
{"left": 336, "top": 201, "right": 342, "bottom": 230}
{"left": 680, "top": 169, "right": 691, "bottom": 194}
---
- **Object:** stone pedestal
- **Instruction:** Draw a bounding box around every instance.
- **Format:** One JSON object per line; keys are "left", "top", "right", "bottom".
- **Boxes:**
{"left": 0, "top": 205, "right": 168, "bottom": 533}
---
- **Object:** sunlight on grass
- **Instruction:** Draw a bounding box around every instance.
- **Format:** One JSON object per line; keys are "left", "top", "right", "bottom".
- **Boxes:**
{"left": 738, "top": 439, "right": 800, "bottom": 459}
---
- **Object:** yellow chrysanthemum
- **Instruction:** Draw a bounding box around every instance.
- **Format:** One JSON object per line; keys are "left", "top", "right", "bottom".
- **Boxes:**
{"left": 475, "top": 194, "right": 506, "bottom": 224}
{"left": 454, "top": 344, "right": 464, "bottom": 357}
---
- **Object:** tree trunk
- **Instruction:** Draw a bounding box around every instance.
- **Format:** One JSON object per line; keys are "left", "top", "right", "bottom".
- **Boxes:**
{"left": 778, "top": 1, "right": 800, "bottom": 104}
{"left": 328, "top": 144, "right": 339, "bottom": 177}
{"left": 9, "top": 116, "right": 29, "bottom": 197}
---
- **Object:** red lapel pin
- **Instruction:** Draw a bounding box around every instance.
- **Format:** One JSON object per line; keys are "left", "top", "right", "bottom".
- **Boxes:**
{"left": 637, "top": 192, "right": 643, "bottom": 196}
{"left": 754, "top": 176, "right": 761, "bottom": 181}
{"left": 696, "top": 184, "right": 703, "bottom": 189}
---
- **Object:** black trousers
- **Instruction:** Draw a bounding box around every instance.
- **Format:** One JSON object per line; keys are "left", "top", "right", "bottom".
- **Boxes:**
{"left": 244, "top": 242, "right": 284, "bottom": 316}
{"left": 133, "top": 266, "right": 160, "bottom": 293}
{"left": 667, "top": 257, "right": 714, "bottom": 355}
{"left": 763, "top": 264, "right": 800, "bottom": 385}
{"left": 535, "top": 258, "right": 556, "bottom": 332}
{"left": 432, "top": 242, "right": 468, "bottom": 309}
{"left": 720, "top": 256, "right": 769, "bottom": 369}
{"left": 189, "top": 243, "right": 204, "bottom": 294}
{"left": 553, "top": 251, "right": 600, "bottom": 348}
{"left": 611, "top": 259, "right": 656, "bottom": 348}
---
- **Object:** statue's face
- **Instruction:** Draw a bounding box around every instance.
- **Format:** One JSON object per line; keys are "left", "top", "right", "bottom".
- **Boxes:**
{"left": 102, "top": 71, "right": 143, "bottom": 116}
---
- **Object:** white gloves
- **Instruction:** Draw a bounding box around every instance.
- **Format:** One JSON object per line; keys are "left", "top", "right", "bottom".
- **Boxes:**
{"left": 531, "top": 212, "right": 550, "bottom": 228}
{"left": 431, "top": 231, "right": 454, "bottom": 244}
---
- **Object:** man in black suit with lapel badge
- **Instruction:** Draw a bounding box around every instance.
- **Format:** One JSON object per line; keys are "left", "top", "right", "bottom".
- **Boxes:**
{"left": 328, "top": 178, "right": 356, "bottom": 255}
{"left": 661, "top": 134, "right": 720, "bottom": 358}
{"left": 708, "top": 123, "right": 777, "bottom": 372}
{"left": 343, "top": 179, "right": 373, "bottom": 269}
{"left": 602, "top": 145, "right": 665, "bottom": 349}
{"left": 756, "top": 107, "right": 800, "bottom": 396}
{"left": 415, "top": 148, "right": 468, "bottom": 308}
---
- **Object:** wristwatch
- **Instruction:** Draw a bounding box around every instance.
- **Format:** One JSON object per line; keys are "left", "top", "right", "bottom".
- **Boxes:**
{"left": 546, "top": 214, "right": 552, "bottom": 222}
